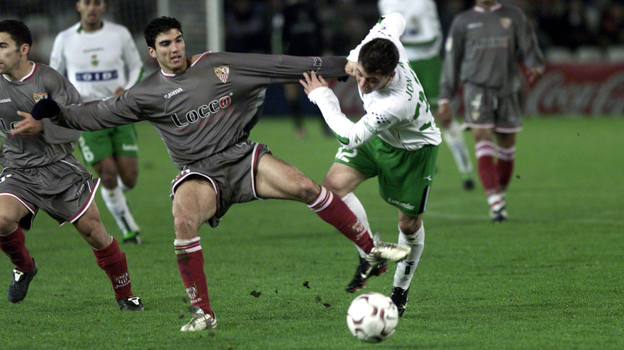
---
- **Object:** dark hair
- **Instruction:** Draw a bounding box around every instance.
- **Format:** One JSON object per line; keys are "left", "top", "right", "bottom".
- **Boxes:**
{"left": 144, "top": 16, "right": 183, "bottom": 48}
{"left": 358, "top": 38, "right": 398, "bottom": 77}
{"left": 0, "top": 20, "right": 33, "bottom": 50}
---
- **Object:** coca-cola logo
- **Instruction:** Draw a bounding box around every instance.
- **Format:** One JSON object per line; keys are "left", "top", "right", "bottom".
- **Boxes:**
{"left": 525, "top": 66, "right": 624, "bottom": 115}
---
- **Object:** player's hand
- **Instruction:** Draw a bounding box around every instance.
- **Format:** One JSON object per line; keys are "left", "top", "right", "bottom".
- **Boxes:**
{"left": 13, "top": 111, "right": 44, "bottom": 136}
{"left": 345, "top": 61, "right": 357, "bottom": 77}
{"left": 300, "top": 71, "right": 328, "bottom": 95}
{"left": 31, "top": 98, "right": 60, "bottom": 120}
{"left": 525, "top": 67, "right": 543, "bottom": 84}
{"left": 113, "top": 87, "right": 125, "bottom": 96}
{"left": 436, "top": 103, "right": 453, "bottom": 129}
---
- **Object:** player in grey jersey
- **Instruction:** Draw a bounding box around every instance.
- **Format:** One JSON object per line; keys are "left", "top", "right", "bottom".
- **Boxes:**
{"left": 437, "top": 0, "right": 544, "bottom": 221}
{"left": 18, "top": 16, "right": 410, "bottom": 331}
{"left": 0, "top": 20, "right": 142, "bottom": 311}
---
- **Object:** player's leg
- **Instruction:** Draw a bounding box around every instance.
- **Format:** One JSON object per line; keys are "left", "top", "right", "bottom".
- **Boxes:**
{"left": 255, "top": 154, "right": 408, "bottom": 261}
{"left": 101, "top": 125, "right": 141, "bottom": 243}
{"left": 172, "top": 177, "right": 218, "bottom": 331}
{"left": 72, "top": 201, "right": 143, "bottom": 311}
{"left": 323, "top": 162, "right": 388, "bottom": 291}
{"left": 0, "top": 195, "right": 37, "bottom": 303}
{"left": 464, "top": 85, "right": 505, "bottom": 221}
{"left": 495, "top": 131, "right": 516, "bottom": 195}
{"left": 442, "top": 120, "right": 475, "bottom": 190}
{"left": 472, "top": 127, "right": 506, "bottom": 221}
{"left": 391, "top": 212, "right": 424, "bottom": 317}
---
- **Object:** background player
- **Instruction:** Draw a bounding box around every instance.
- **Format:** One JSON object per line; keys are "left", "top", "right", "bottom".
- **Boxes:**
{"left": 437, "top": 0, "right": 544, "bottom": 221}
{"left": 19, "top": 16, "right": 409, "bottom": 332}
{"left": 379, "top": 0, "right": 475, "bottom": 190}
{"left": 301, "top": 12, "right": 442, "bottom": 317}
{"left": 0, "top": 19, "right": 142, "bottom": 311}
{"left": 50, "top": 0, "right": 144, "bottom": 243}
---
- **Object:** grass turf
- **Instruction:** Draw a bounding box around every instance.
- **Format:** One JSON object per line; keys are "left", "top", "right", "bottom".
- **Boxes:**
{"left": 0, "top": 116, "right": 622, "bottom": 349}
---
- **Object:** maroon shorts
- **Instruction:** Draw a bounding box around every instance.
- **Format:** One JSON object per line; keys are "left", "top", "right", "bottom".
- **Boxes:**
{"left": 0, "top": 155, "right": 99, "bottom": 229}
{"left": 170, "top": 141, "right": 271, "bottom": 228}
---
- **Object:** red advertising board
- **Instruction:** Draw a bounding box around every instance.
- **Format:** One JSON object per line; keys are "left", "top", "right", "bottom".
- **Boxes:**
{"left": 525, "top": 62, "right": 624, "bottom": 115}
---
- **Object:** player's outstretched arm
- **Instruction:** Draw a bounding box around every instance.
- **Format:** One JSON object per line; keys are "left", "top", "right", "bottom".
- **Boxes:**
{"left": 30, "top": 98, "right": 61, "bottom": 120}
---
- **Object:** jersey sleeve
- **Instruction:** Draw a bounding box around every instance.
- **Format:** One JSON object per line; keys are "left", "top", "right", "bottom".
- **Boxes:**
{"left": 214, "top": 52, "right": 348, "bottom": 84}
{"left": 307, "top": 86, "right": 398, "bottom": 149}
{"left": 438, "top": 16, "right": 464, "bottom": 104}
{"left": 120, "top": 27, "right": 144, "bottom": 90}
{"left": 346, "top": 12, "right": 407, "bottom": 63}
{"left": 49, "top": 33, "right": 66, "bottom": 74}
{"left": 53, "top": 89, "right": 144, "bottom": 131}
{"left": 514, "top": 8, "right": 545, "bottom": 70}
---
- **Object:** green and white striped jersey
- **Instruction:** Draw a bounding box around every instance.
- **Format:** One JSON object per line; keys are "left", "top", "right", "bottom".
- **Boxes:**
{"left": 308, "top": 13, "right": 441, "bottom": 151}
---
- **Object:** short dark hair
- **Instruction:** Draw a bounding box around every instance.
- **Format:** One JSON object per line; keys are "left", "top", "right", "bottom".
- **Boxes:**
{"left": 0, "top": 20, "right": 33, "bottom": 49}
{"left": 358, "top": 38, "right": 399, "bottom": 77}
{"left": 144, "top": 16, "right": 183, "bottom": 48}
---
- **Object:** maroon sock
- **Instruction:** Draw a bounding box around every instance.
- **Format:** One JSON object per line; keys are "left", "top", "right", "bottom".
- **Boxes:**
{"left": 93, "top": 237, "right": 133, "bottom": 300}
{"left": 308, "top": 187, "right": 375, "bottom": 254}
{"left": 0, "top": 226, "right": 35, "bottom": 272}
{"left": 476, "top": 141, "right": 499, "bottom": 195}
{"left": 175, "top": 237, "right": 213, "bottom": 316}
{"left": 497, "top": 146, "right": 515, "bottom": 192}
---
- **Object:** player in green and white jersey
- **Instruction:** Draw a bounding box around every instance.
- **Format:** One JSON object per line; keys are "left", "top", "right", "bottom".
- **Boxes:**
{"left": 379, "top": 0, "right": 475, "bottom": 190}
{"left": 50, "top": 0, "right": 144, "bottom": 243}
{"left": 301, "top": 12, "right": 442, "bottom": 317}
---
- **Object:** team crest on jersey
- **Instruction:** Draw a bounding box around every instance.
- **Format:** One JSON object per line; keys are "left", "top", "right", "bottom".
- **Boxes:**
{"left": 33, "top": 93, "right": 48, "bottom": 102}
{"left": 500, "top": 18, "right": 512, "bottom": 30}
{"left": 214, "top": 66, "right": 229, "bottom": 83}
{"left": 91, "top": 54, "right": 99, "bottom": 67}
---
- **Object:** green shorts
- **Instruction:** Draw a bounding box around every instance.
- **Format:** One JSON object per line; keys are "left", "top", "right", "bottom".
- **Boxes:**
{"left": 334, "top": 138, "right": 439, "bottom": 216}
{"left": 78, "top": 124, "right": 138, "bottom": 165}
{"left": 409, "top": 56, "right": 442, "bottom": 110}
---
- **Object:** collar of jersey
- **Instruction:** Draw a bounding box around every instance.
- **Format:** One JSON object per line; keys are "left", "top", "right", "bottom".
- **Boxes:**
{"left": 2, "top": 61, "right": 36, "bottom": 82}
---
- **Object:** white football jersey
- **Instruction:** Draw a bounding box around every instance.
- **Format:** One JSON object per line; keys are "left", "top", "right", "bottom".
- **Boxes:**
{"left": 378, "top": 0, "right": 442, "bottom": 61}
{"left": 50, "top": 21, "right": 143, "bottom": 102}
{"left": 308, "top": 13, "right": 441, "bottom": 151}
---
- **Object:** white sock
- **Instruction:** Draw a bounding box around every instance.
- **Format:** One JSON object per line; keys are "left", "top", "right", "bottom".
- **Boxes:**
{"left": 101, "top": 186, "right": 140, "bottom": 234}
{"left": 342, "top": 192, "right": 372, "bottom": 258}
{"left": 117, "top": 175, "right": 131, "bottom": 192}
{"left": 393, "top": 224, "right": 425, "bottom": 290}
{"left": 443, "top": 120, "right": 473, "bottom": 175}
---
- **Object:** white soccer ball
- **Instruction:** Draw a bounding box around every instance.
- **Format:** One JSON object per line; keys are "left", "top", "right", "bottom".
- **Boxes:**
{"left": 346, "top": 292, "right": 399, "bottom": 343}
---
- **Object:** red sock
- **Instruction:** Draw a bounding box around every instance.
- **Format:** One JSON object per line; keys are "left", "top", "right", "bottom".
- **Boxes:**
{"left": 497, "top": 146, "right": 515, "bottom": 192}
{"left": 0, "top": 226, "right": 35, "bottom": 272}
{"left": 476, "top": 141, "right": 499, "bottom": 195}
{"left": 93, "top": 237, "right": 133, "bottom": 300}
{"left": 308, "top": 187, "right": 375, "bottom": 254}
{"left": 175, "top": 237, "right": 213, "bottom": 316}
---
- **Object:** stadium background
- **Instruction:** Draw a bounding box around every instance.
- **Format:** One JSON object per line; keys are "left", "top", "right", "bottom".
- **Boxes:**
{"left": 0, "top": 2, "right": 623, "bottom": 349}
{"left": 2, "top": 0, "right": 624, "bottom": 117}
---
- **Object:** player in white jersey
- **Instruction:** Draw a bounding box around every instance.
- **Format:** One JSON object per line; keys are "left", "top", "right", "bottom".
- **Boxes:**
{"left": 301, "top": 12, "right": 442, "bottom": 317}
{"left": 379, "top": 0, "right": 475, "bottom": 190}
{"left": 50, "top": 0, "right": 144, "bottom": 244}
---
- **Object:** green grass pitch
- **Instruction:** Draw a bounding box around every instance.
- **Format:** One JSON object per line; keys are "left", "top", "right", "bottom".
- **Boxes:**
{"left": 0, "top": 116, "right": 622, "bottom": 349}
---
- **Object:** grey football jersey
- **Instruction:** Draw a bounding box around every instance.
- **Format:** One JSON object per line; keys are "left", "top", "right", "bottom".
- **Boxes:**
{"left": 439, "top": 4, "right": 544, "bottom": 99}
{"left": 52, "top": 52, "right": 348, "bottom": 168}
{"left": 0, "top": 63, "right": 82, "bottom": 168}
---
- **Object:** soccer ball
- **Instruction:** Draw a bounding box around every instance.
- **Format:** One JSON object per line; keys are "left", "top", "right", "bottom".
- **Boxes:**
{"left": 346, "top": 292, "right": 399, "bottom": 343}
